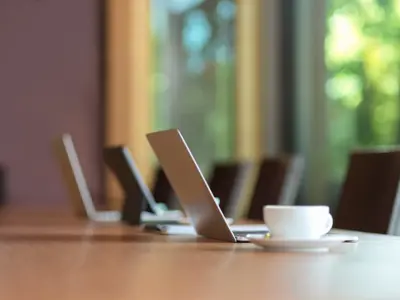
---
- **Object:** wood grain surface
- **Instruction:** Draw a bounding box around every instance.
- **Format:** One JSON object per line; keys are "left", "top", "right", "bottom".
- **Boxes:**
{"left": 0, "top": 207, "right": 399, "bottom": 300}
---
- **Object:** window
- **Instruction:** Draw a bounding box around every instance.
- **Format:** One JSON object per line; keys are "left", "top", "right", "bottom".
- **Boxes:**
{"left": 151, "top": 0, "right": 237, "bottom": 172}
{"left": 326, "top": 0, "right": 400, "bottom": 181}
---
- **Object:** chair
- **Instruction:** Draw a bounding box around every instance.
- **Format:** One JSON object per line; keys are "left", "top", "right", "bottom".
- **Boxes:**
{"left": 208, "top": 162, "right": 252, "bottom": 218}
{"left": 151, "top": 167, "right": 176, "bottom": 209}
{"left": 0, "top": 165, "right": 6, "bottom": 205}
{"left": 334, "top": 149, "right": 400, "bottom": 235}
{"left": 247, "top": 156, "right": 304, "bottom": 220}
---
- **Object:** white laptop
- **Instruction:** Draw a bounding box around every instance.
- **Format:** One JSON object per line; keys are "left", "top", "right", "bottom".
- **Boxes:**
{"left": 146, "top": 129, "right": 268, "bottom": 242}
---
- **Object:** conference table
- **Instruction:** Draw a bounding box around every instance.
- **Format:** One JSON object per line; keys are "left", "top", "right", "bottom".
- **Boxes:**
{"left": 0, "top": 207, "right": 400, "bottom": 300}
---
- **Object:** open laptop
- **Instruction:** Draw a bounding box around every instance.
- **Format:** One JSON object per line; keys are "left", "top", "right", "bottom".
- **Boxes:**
{"left": 146, "top": 129, "right": 268, "bottom": 242}
{"left": 103, "top": 146, "right": 183, "bottom": 224}
{"left": 53, "top": 134, "right": 182, "bottom": 224}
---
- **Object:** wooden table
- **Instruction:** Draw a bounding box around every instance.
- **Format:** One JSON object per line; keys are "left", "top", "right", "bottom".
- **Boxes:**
{"left": 0, "top": 207, "right": 400, "bottom": 300}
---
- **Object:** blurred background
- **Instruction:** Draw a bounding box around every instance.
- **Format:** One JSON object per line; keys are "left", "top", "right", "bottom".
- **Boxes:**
{"left": 0, "top": 0, "right": 399, "bottom": 213}
{"left": 148, "top": 0, "right": 400, "bottom": 210}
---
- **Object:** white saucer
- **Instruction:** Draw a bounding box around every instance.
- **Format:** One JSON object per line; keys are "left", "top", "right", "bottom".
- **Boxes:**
{"left": 248, "top": 234, "right": 358, "bottom": 251}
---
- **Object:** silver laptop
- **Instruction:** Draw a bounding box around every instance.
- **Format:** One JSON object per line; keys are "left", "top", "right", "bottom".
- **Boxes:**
{"left": 53, "top": 134, "right": 182, "bottom": 224}
{"left": 146, "top": 129, "right": 268, "bottom": 242}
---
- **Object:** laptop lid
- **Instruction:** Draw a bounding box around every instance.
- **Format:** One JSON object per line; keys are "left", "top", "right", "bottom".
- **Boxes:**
{"left": 146, "top": 129, "right": 236, "bottom": 242}
{"left": 53, "top": 134, "right": 97, "bottom": 218}
{"left": 53, "top": 134, "right": 121, "bottom": 222}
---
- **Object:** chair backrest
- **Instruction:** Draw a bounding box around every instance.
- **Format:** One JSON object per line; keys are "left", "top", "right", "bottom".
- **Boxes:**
{"left": 0, "top": 165, "right": 6, "bottom": 205}
{"left": 52, "top": 134, "right": 96, "bottom": 217}
{"left": 335, "top": 150, "right": 400, "bottom": 235}
{"left": 152, "top": 167, "right": 175, "bottom": 208}
{"left": 208, "top": 161, "right": 252, "bottom": 218}
{"left": 247, "top": 156, "right": 304, "bottom": 220}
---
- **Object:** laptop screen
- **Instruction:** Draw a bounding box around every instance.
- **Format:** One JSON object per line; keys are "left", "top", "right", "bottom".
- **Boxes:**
{"left": 146, "top": 129, "right": 236, "bottom": 242}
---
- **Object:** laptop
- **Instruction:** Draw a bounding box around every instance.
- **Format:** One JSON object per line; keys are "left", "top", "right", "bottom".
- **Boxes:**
{"left": 103, "top": 146, "right": 183, "bottom": 224}
{"left": 146, "top": 129, "right": 268, "bottom": 242}
{"left": 53, "top": 134, "right": 182, "bottom": 224}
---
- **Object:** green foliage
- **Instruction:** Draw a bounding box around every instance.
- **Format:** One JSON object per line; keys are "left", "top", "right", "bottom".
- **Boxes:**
{"left": 326, "top": 0, "right": 400, "bottom": 180}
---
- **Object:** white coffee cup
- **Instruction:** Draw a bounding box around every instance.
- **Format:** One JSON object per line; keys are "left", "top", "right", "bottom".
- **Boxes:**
{"left": 263, "top": 205, "right": 333, "bottom": 239}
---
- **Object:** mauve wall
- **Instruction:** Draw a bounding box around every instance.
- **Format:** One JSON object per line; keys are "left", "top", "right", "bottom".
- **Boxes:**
{"left": 0, "top": 0, "right": 103, "bottom": 206}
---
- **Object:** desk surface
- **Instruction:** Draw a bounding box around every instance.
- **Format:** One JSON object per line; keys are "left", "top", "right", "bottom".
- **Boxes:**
{"left": 0, "top": 207, "right": 400, "bottom": 300}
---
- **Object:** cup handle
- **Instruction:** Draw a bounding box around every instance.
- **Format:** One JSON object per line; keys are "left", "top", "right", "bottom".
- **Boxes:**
{"left": 321, "top": 213, "right": 333, "bottom": 236}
